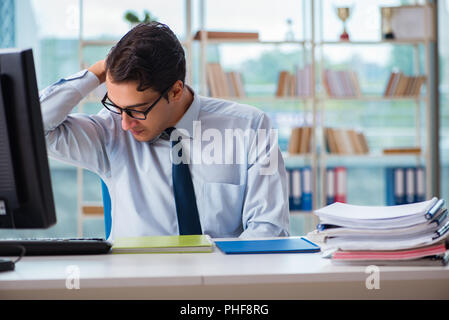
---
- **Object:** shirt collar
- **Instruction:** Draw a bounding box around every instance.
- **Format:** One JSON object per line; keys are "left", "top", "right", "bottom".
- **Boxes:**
{"left": 171, "top": 85, "right": 200, "bottom": 139}
{"left": 150, "top": 85, "right": 200, "bottom": 143}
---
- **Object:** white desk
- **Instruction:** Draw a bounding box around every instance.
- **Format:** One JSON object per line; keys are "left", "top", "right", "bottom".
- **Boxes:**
{"left": 0, "top": 238, "right": 448, "bottom": 299}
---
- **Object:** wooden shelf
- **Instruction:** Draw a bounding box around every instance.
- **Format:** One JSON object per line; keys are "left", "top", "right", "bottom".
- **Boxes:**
{"left": 323, "top": 152, "right": 424, "bottom": 158}
{"left": 322, "top": 153, "right": 425, "bottom": 168}
{"left": 199, "top": 95, "right": 425, "bottom": 104}
{"left": 194, "top": 39, "right": 306, "bottom": 45}
{"left": 196, "top": 39, "right": 434, "bottom": 46}
{"left": 318, "top": 95, "right": 426, "bottom": 102}
{"left": 209, "top": 96, "right": 313, "bottom": 102}
{"left": 289, "top": 210, "right": 314, "bottom": 216}
{"left": 81, "top": 202, "right": 104, "bottom": 217}
{"left": 80, "top": 40, "right": 118, "bottom": 47}
{"left": 283, "top": 152, "right": 313, "bottom": 158}
{"left": 319, "top": 39, "right": 434, "bottom": 46}
{"left": 284, "top": 152, "right": 425, "bottom": 168}
{"left": 81, "top": 39, "right": 189, "bottom": 47}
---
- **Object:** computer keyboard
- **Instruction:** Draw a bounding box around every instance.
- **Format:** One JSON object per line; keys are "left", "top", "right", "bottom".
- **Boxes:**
{"left": 0, "top": 238, "right": 112, "bottom": 256}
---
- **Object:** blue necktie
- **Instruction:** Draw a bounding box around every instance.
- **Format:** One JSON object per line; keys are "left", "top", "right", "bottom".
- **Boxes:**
{"left": 165, "top": 127, "right": 202, "bottom": 235}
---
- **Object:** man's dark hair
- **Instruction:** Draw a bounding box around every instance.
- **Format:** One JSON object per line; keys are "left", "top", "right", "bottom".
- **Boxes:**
{"left": 106, "top": 22, "right": 186, "bottom": 98}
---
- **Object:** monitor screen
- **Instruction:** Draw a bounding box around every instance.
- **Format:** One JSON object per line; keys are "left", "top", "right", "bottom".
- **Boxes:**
{"left": 0, "top": 48, "right": 56, "bottom": 229}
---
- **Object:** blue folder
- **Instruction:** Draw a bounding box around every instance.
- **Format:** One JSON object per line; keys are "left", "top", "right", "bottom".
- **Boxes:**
{"left": 214, "top": 237, "right": 320, "bottom": 254}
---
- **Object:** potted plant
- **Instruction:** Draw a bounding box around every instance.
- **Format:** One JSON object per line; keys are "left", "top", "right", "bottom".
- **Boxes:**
{"left": 124, "top": 10, "right": 157, "bottom": 28}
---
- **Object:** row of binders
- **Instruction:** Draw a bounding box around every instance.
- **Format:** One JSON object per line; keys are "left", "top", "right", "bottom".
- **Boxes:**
{"left": 322, "top": 69, "right": 361, "bottom": 98}
{"left": 206, "top": 63, "right": 246, "bottom": 98}
{"left": 386, "top": 166, "right": 426, "bottom": 206}
{"left": 276, "top": 65, "right": 313, "bottom": 97}
{"left": 286, "top": 167, "right": 313, "bottom": 211}
{"left": 384, "top": 72, "right": 426, "bottom": 97}
{"left": 309, "top": 198, "right": 448, "bottom": 266}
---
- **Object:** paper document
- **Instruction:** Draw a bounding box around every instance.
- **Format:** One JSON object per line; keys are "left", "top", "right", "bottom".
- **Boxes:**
{"left": 315, "top": 198, "right": 437, "bottom": 220}
{"left": 324, "top": 230, "right": 449, "bottom": 251}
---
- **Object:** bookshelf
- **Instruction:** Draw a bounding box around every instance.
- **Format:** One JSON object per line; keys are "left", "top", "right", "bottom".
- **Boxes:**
{"left": 191, "top": 0, "right": 439, "bottom": 228}
{"left": 316, "top": 0, "right": 439, "bottom": 210}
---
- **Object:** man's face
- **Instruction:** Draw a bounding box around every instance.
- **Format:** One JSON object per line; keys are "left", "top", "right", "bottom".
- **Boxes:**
{"left": 105, "top": 73, "right": 171, "bottom": 142}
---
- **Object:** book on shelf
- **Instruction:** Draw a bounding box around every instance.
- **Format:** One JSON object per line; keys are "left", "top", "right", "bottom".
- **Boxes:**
{"left": 288, "top": 127, "right": 301, "bottom": 154}
{"left": 386, "top": 166, "right": 426, "bottom": 206}
{"left": 226, "top": 71, "right": 246, "bottom": 98}
{"left": 111, "top": 235, "right": 214, "bottom": 253}
{"left": 296, "top": 65, "right": 313, "bottom": 97}
{"left": 288, "top": 126, "right": 312, "bottom": 154}
{"left": 276, "top": 66, "right": 313, "bottom": 98}
{"left": 324, "top": 128, "right": 369, "bottom": 155}
{"left": 286, "top": 166, "right": 312, "bottom": 211}
{"left": 194, "top": 30, "right": 259, "bottom": 40}
{"left": 325, "top": 167, "right": 347, "bottom": 205}
{"left": 322, "top": 69, "right": 361, "bottom": 98}
{"left": 276, "top": 70, "right": 289, "bottom": 97}
{"left": 383, "top": 147, "right": 421, "bottom": 155}
{"left": 358, "top": 132, "right": 370, "bottom": 154}
{"left": 384, "top": 71, "right": 426, "bottom": 97}
{"left": 310, "top": 198, "right": 449, "bottom": 266}
{"left": 206, "top": 63, "right": 245, "bottom": 98}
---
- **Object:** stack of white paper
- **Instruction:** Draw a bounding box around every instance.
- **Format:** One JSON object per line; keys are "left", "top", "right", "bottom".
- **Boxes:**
{"left": 311, "top": 198, "right": 449, "bottom": 265}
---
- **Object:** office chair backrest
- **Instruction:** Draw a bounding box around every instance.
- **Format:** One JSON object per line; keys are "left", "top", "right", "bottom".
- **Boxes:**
{"left": 100, "top": 179, "right": 112, "bottom": 239}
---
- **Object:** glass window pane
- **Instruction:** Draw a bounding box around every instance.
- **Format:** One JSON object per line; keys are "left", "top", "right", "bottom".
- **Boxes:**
{"left": 81, "top": 0, "right": 185, "bottom": 40}
{"left": 203, "top": 0, "right": 305, "bottom": 41}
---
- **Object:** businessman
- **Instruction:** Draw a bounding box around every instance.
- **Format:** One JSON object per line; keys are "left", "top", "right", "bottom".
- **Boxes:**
{"left": 40, "top": 22, "right": 289, "bottom": 240}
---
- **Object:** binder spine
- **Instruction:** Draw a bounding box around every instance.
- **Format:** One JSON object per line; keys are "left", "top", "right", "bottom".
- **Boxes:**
{"left": 385, "top": 167, "right": 395, "bottom": 206}
{"left": 301, "top": 166, "right": 312, "bottom": 211}
{"left": 291, "top": 168, "right": 302, "bottom": 211}
{"left": 415, "top": 166, "right": 426, "bottom": 202}
{"left": 326, "top": 167, "right": 335, "bottom": 205}
{"left": 334, "top": 167, "right": 347, "bottom": 203}
{"left": 394, "top": 167, "right": 405, "bottom": 205}
{"left": 405, "top": 167, "right": 415, "bottom": 204}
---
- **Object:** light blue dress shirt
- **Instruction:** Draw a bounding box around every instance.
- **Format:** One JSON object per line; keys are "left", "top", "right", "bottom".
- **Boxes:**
{"left": 40, "top": 70, "right": 290, "bottom": 240}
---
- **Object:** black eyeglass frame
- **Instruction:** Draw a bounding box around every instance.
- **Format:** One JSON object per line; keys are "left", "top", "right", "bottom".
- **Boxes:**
{"left": 101, "top": 86, "right": 171, "bottom": 120}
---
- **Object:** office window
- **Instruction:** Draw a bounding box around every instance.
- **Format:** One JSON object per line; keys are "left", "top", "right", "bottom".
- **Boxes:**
{"left": 0, "top": 0, "right": 15, "bottom": 48}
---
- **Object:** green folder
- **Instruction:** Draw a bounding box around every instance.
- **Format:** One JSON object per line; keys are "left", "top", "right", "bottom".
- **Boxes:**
{"left": 111, "top": 235, "right": 214, "bottom": 254}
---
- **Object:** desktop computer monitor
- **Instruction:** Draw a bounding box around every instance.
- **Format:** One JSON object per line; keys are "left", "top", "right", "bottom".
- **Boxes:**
{"left": 0, "top": 48, "right": 56, "bottom": 229}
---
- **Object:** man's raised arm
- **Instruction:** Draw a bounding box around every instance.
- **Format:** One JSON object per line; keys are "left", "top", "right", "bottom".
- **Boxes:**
{"left": 40, "top": 60, "right": 116, "bottom": 178}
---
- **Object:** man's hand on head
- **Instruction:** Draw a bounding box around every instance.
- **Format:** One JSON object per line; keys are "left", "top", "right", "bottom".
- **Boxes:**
{"left": 88, "top": 59, "right": 106, "bottom": 84}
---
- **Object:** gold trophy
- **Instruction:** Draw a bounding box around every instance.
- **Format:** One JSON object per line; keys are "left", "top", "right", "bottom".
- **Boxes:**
{"left": 336, "top": 7, "right": 351, "bottom": 41}
{"left": 381, "top": 7, "right": 395, "bottom": 40}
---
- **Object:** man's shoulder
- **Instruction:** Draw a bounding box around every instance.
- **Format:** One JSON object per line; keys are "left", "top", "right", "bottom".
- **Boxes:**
{"left": 198, "top": 95, "right": 264, "bottom": 123}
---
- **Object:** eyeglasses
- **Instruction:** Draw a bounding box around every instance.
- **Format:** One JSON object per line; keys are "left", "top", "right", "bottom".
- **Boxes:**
{"left": 101, "top": 86, "right": 171, "bottom": 120}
